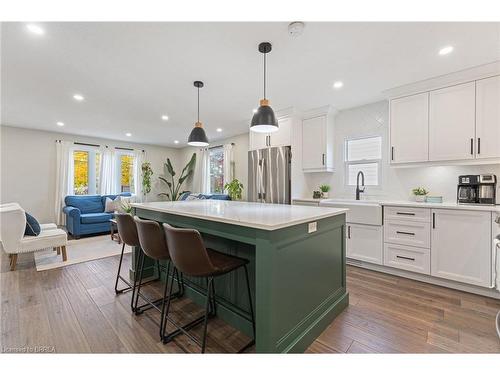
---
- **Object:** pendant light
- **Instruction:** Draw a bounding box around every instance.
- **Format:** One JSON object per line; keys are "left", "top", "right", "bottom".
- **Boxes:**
{"left": 250, "top": 42, "right": 278, "bottom": 133}
{"left": 187, "top": 80, "right": 209, "bottom": 146}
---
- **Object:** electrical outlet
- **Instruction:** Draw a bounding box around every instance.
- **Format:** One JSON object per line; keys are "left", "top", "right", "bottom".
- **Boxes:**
{"left": 308, "top": 222, "right": 317, "bottom": 233}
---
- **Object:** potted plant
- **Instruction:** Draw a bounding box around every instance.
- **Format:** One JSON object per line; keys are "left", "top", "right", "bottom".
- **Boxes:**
{"left": 141, "top": 161, "right": 153, "bottom": 199}
{"left": 158, "top": 153, "right": 196, "bottom": 201}
{"left": 224, "top": 179, "right": 244, "bottom": 201}
{"left": 319, "top": 184, "right": 331, "bottom": 198}
{"left": 412, "top": 187, "right": 429, "bottom": 202}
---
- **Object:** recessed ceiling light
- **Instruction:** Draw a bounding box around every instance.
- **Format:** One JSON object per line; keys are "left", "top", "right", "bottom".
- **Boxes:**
{"left": 26, "top": 24, "right": 45, "bottom": 35}
{"left": 73, "top": 94, "right": 85, "bottom": 101}
{"left": 439, "top": 45, "right": 454, "bottom": 56}
{"left": 216, "top": 128, "right": 222, "bottom": 132}
{"left": 333, "top": 81, "right": 344, "bottom": 89}
{"left": 125, "top": 132, "right": 132, "bottom": 137}
{"left": 174, "top": 140, "right": 179, "bottom": 144}
{"left": 161, "top": 115, "right": 169, "bottom": 121}
{"left": 252, "top": 108, "right": 258, "bottom": 113}
{"left": 56, "top": 122, "right": 64, "bottom": 127}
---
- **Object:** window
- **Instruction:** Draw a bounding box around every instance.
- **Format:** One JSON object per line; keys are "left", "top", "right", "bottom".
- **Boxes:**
{"left": 116, "top": 152, "right": 135, "bottom": 194}
{"left": 345, "top": 136, "right": 382, "bottom": 186}
{"left": 209, "top": 147, "right": 224, "bottom": 193}
{"left": 73, "top": 149, "right": 101, "bottom": 195}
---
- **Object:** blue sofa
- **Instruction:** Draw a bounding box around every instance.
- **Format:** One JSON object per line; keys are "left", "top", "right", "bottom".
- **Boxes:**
{"left": 63, "top": 193, "right": 131, "bottom": 238}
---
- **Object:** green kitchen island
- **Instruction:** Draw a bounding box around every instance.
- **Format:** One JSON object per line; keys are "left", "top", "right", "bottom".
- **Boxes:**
{"left": 131, "top": 200, "right": 348, "bottom": 353}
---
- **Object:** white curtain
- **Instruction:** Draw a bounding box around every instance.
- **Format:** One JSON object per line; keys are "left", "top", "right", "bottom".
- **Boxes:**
{"left": 194, "top": 148, "right": 210, "bottom": 194}
{"left": 99, "top": 147, "right": 117, "bottom": 195}
{"left": 54, "top": 141, "right": 74, "bottom": 225}
{"left": 222, "top": 144, "right": 234, "bottom": 192}
{"left": 133, "top": 150, "right": 145, "bottom": 202}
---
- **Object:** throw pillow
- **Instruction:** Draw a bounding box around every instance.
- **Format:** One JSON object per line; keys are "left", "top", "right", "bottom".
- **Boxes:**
{"left": 24, "top": 212, "right": 41, "bottom": 236}
{"left": 105, "top": 196, "right": 121, "bottom": 213}
{"left": 185, "top": 193, "right": 205, "bottom": 201}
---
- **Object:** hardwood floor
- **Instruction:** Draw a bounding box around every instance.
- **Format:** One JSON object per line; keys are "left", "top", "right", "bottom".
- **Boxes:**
{"left": 1, "top": 246, "right": 499, "bottom": 353}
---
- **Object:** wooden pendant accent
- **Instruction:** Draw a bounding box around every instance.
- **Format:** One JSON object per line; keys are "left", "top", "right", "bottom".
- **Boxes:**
{"left": 195, "top": 121, "right": 203, "bottom": 128}
{"left": 260, "top": 99, "right": 269, "bottom": 106}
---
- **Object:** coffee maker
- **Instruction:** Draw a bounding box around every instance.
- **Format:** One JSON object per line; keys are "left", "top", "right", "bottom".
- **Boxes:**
{"left": 457, "top": 174, "right": 497, "bottom": 205}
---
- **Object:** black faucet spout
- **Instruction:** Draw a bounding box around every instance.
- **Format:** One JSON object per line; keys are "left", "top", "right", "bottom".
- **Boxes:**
{"left": 356, "top": 171, "right": 365, "bottom": 200}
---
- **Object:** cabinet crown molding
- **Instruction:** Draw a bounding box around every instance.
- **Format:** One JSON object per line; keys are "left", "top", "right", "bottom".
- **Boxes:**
{"left": 302, "top": 105, "right": 337, "bottom": 119}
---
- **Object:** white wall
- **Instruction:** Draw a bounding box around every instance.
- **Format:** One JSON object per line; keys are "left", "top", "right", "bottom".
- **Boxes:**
{"left": 0, "top": 125, "right": 181, "bottom": 223}
{"left": 296, "top": 100, "right": 500, "bottom": 202}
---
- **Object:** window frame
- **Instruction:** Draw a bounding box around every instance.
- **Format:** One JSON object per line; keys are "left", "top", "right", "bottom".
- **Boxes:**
{"left": 72, "top": 146, "right": 101, "bottom": 195}
{"left": 114, "top": 150, "right": 135, "bottom": 194}
{"left": 344, "top": 135, "right": 382, "bottom": 187}
{"left": 208, "top": 146, "right": 225, "bottom": 194}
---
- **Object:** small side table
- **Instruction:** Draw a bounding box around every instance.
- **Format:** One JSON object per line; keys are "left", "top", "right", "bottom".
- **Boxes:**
{"left": 110, "top": 218, "right": 121, "bottom": 244}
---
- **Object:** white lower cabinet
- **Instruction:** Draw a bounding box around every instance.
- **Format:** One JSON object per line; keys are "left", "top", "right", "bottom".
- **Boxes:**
{"left": 346, "top": 224, "right": 383, "bottom": 265}
{"left": 384, "top": 220, "right": 431, "bottom": 248}
{"left": 430, "top": 209, "right": 492, "bottom": 288}
{"left": 384, "top": 243, "right": 430, "bottom": 275}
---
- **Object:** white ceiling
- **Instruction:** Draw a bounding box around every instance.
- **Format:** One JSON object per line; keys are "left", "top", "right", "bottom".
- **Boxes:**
{"left": 2, "top": 22, "right": 499, "bottom": 148}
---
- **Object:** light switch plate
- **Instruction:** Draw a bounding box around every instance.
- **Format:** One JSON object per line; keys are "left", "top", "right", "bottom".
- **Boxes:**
{"left": 308, "top": 222, "right": 317, "bottom": 233}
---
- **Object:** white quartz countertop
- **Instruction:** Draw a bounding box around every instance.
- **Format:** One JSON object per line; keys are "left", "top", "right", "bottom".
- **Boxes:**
{"left": 294, "top": 197, "right": 500, "bottom": 212}
{"left": 132, "top": 200, "right": 348, "bottom": 231}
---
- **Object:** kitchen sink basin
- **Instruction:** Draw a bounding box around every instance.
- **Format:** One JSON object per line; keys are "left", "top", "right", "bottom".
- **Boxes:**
{"left": 319, "top": 199, "right": 382, "bottom": 225}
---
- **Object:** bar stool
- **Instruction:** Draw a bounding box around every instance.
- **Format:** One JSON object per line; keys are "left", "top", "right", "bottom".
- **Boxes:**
{"left": 134, "top": 216, "right": 184, "bottom": 338}
{"left": 162, "top": 223, "right": 255, "bottom": 353}
{"left": 113, "top": 213, "right": 162, "bottom": 313}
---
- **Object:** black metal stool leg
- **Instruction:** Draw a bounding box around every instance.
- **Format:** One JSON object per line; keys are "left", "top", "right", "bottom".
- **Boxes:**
{"left": 161, "top": 266, "right": 177, "bottom": 343}
{"left": 133, "top": 251, "right": 146, "bottom": 315}
{"left": 158, "top": 261, "right": 171, "bottom": 338}
{"left": 238, "top": 264, "right": 256, "bottom": 353}
{"left": 130, "top": 250, "right": 142, "bottom": 312}
{"left": 201, "top": 277, "right": 214, "bottom": 353}
{"left": 114, "top": 243, "right": 129, "bottom": 294}
{"left": 210, "top": 279, "right": 217, "bottom": 316}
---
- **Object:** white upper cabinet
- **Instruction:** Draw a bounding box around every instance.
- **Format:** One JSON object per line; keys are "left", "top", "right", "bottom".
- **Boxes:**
{"left": 302, "top": 109, "right": 334, "bottom": 172}
{"left": 249, "top": 130, "right": 268, "bottom": 150}
{"left": 269, "top": 117, "right": 292, "bottom": 147}
{"left": 430, "top": 209, "right": 491, "bottom": 288}
{"left": 390, "top": 92, "right": 429, "bottom": 163}
{"left": 249, "top": 116, "right": 292, "bottom": 150}
{"left": 476, "top": 75, "right": 500, "bottom": 159}
{"left": 429, "top": 82, "right": 476, "bottom": 161}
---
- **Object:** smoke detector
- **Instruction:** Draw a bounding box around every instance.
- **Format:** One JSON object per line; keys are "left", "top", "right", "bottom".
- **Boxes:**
{"left": 288, "top": 22, "right": 305, "bottom": 37}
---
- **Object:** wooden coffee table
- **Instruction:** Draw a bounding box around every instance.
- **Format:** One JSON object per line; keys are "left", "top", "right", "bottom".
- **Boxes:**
{"left": 110, "top": 218, "right": 121, "bottom": 244}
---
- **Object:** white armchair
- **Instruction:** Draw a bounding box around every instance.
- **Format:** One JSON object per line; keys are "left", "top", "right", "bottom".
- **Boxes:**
{"left": 0, "top": 203, "right": 68, "bottom": 270}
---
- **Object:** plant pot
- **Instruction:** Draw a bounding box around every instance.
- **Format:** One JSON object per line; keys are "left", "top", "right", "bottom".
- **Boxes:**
{"left": 415, "top": 195, "right": 427, "bottom": 202}
{"left": 321, "top": 192, "right": 329, "bottom": 198}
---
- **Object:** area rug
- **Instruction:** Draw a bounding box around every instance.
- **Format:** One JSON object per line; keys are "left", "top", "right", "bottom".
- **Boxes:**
{"left": 34, "top": 235, "right": 131, "bottom": 271}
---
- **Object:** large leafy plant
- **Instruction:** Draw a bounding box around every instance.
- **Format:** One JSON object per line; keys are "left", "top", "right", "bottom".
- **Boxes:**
{"left": 224, "top": 179, "right": 244, "bottom": 201}
{"left": 158, "top": 153, "right": 196, "bottom": 201}
{"left": 141, "top": 161, "right": 153, "bottom": 195}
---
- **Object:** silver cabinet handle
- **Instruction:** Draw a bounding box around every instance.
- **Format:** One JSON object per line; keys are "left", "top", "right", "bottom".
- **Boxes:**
{"left": 470, "top": 138, "right": 474, "bottom": 155}
{"left": 391, "top": 146, "right": 394, "bottom": 161}
{"left": 432, "top": 212, "right": 436, "bottom": 229}
{"left": 396, "top": 212, "right": 415, "bottom": 216}
{"left": 322, "top": 153, "right": 325, "bottom": 165}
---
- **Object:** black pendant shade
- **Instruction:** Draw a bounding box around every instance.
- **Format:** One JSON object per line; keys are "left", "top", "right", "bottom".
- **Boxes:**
{"left": 250, "top": 42, "right": 279, "bottom": 133}
{"left": 188, "top": 80, "right": 209, "bottom": 147}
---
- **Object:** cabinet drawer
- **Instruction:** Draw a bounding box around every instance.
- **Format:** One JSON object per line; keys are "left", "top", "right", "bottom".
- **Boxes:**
{"left": 383, "top": 243, "right": 430, "bottom": 275}
{"left": 384, "top": 220, "right": 430, "bottom": 248}
{"left": 384, "top": 206, "right": 431, "bottom": 223}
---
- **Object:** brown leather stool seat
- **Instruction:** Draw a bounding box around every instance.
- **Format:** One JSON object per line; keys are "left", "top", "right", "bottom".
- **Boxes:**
{"left": 133, "top": 216, "right": 184, "bottom": 339}
{"left": 114, "top": 213, "right": 162, "bottom": 313}
{"left": 162, "top": 223, "right": 255, "bottom": 353}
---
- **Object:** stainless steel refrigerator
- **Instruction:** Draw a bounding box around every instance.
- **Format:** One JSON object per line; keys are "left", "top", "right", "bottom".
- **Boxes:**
{"left": 248, "top": 146, "right": 291, "bottom": 204}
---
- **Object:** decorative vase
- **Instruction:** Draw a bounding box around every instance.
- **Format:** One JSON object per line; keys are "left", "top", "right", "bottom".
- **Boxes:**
{"left": 415, "top": 195, "right": 426, "bottom": 202}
